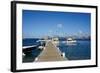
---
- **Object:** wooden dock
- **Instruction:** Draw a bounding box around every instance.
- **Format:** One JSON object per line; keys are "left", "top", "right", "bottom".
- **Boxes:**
{"left": 36, "top": 41, "right": 66, "bottom": 62}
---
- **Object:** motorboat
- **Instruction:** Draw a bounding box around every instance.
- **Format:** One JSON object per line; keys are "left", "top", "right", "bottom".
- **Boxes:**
{"left": 66, "top": 38, "right": 77, "bottom": 45}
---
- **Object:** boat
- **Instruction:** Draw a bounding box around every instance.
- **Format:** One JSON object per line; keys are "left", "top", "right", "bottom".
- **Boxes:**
{"left": 52, "top": 37, "right": 59, "bottom": 46}
{"left": 66, "top": 38, "right": 77, "bottom": 45}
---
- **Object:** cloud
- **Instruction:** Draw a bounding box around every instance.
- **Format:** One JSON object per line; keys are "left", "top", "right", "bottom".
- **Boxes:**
{"left": 49, "top": 30, "right": 52, "bottom": 33}
{"left": 57, "top": 24, "right": 63, "bottom": 28}
{"left": 79, "top": 30, "right": 83, "bottom": 34}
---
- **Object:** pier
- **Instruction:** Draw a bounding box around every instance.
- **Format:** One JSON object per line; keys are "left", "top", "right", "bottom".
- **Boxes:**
{"left": 36, "top": 41, "right": 66, "bottom": 62}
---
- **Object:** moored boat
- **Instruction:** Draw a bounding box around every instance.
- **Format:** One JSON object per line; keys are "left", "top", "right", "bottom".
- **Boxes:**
{"left": 66, "top": 38, "right": 77, "bottom": 45}
{"left": 52, "top": 37, "right": 59, "bottom": 46}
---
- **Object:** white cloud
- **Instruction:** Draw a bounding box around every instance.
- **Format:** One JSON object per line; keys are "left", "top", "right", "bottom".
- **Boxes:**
{"left": 49, "top": 30, "right": 53, "bottom": 33}
{"left": 79, "top": 30, "right": 83, "bottom": 34}
{"left": 57, "top": 24, "right": 63, "bottom": 28}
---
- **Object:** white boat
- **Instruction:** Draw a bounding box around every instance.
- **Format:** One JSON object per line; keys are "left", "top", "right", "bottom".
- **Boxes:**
{"left": 52, "top": 37, "right": 59, "bottom": 46}
{"left": 66, "top": 38, "right": 77, "bottom": 45}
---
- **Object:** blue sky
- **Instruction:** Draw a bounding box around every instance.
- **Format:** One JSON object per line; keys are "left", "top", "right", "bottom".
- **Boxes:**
{"left": 22, "top": 10, "right": 91, "bottom": 38}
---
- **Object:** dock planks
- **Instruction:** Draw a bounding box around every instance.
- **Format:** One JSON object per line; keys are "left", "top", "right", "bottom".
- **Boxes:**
{"left": 36, "top": 41, "right": 65, "bottom": 62}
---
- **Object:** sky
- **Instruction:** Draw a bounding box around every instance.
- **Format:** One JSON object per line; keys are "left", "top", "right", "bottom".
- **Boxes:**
{"left": 22, "top": 10, "right": 91, "bottom": 38}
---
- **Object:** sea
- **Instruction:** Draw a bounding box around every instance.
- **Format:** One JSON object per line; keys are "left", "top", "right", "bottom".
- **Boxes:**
{"left": 23, "top": 38, "right": 42, "bottom": 62}
{"left": 22, "top": 38, "right": 91, "bottom": 62}
{"left": 58, "top": 40, "right": 91, "bottom": 60}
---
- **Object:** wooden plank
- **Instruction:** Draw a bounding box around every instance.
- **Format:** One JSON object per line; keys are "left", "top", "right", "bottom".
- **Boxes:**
{"left": 36, "top": 41, "right": 65, "bottom": 62}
